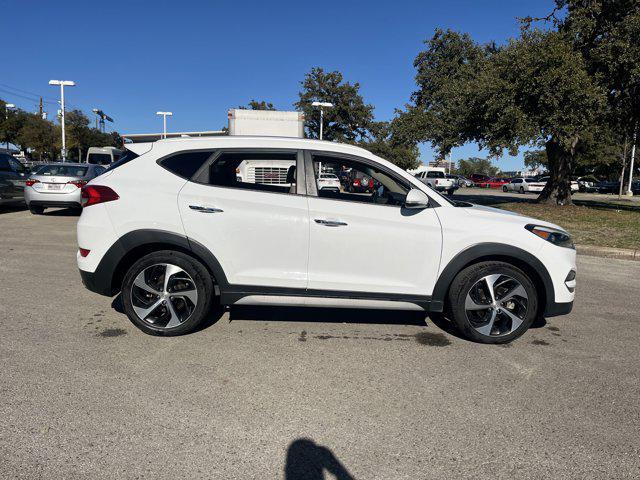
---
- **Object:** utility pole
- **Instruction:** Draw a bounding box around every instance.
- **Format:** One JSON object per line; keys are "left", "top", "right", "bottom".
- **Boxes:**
{"left": 626, "top": 122, "right": 637, "bottom": 196}
{"left": 156, "top": 111, "right": 173, "bottom": 138}
{"left": 311, "top": 102, "right": 334, "bottom": 140}
{"left": 4, "top": 103, "right": 16, "bottom": 151}
{"left": 49, "top": 80, "right": 75, "bottom": 161}
{"left": 39, "top": 97, "right": 43, "bottom": 118}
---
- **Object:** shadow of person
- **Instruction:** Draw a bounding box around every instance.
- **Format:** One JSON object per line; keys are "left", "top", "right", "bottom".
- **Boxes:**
{"left": 285, "top": 438, "right": 355, "bottom": 480}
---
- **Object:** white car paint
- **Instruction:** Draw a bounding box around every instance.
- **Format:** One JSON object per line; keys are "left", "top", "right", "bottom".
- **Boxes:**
{"left": 317, "top": 173, "right": 341, "bottom": 191}
{"left": 77, "top": 136, "right": 576, "bottom": 314}
{"left": 503, "top": 178, "right": 546, "bottom": 193}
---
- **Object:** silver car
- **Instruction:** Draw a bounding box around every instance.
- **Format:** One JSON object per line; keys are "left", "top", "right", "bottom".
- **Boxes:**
{"left": 24, "top": 163, "right": 107, "bottom": 214}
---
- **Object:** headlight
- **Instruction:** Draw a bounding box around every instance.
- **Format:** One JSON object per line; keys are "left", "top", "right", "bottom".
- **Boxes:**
{"left": 525, "top": 224, "right": 575, "bottom": 249}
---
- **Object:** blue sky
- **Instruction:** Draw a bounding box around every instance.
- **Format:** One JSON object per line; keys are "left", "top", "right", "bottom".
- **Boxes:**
{"left": 1, "top": 0, "right": 556, "bottom": 169}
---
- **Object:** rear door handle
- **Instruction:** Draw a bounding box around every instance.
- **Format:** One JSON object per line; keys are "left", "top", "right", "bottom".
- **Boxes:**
{"left": 189, "top": 205, "right": 224, "bottom": 213}
{"left": 315, "top": 219, "right": 348, "bottom": 227}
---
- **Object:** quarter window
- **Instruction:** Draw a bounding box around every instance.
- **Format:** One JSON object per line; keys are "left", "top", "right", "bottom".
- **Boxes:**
{"left": 312, "top": 155, "right": 409, "bottom": 206}
{"left": 160, "top": 150, "right": 214, "bottom": 179}
{"left": 207, "top": 151, "right": 298, "bottom": 194}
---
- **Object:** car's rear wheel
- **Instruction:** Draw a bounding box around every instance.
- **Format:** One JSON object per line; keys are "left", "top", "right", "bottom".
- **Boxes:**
{"left": 447, "top": 261, "right": 538, "bottom": 344}
{"left": 519, "top": 186, "right": 525, "bottom": 194}
{"left": 121, "top": 250, "right": 215, "bottom": 336}
{"left": 29, "top": 205, "right": 44, "bottom": 215}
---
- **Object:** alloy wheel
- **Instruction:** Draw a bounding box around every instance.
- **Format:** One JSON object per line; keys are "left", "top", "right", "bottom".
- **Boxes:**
{"left": 464, "top": 274, "right": 529, "bottom": 337}
{"left": 130, "top": 263, "right": 198, "bottom": 329}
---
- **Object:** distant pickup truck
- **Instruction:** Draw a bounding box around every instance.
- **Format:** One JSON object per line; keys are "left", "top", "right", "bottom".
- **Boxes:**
{"left": 414, "top": 168, "right": 458, "bottom": 195}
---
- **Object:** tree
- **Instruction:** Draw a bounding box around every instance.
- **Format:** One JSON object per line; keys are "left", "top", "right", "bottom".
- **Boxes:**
{"left": 0, "top": 104, "right": 29, "bottom": 151}
{"left": 295, "top": 67, "right": 375, "bottom": 142}
{"left": 456, "top": 157, "right": 500, "bottom": 177}
{"left": 66, "top": 109, "right": 92, "bottom": 161}
{"left": 397, "top": 27, "right": 607, "bottom": 205}
{"left": 240, "top": 100, "right": 276, "bottom": 110}
{"left": 359, "top": 121, "right": 420, "bottom": 170}
{"left": 17, "top": 114, "right": 59, "bottom": 160}
{"left": 523, "top": 150, "right": 547, "bottom": 171}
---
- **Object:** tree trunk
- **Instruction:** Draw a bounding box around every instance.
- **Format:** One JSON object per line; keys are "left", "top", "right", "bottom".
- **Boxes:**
{"left": 537, "top": 138, "right": 574, "bottom": 206}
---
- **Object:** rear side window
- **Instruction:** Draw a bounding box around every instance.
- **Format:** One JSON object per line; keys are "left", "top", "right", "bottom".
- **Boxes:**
{"left": 108, "top": 150, "right": 139, "bottom": 171}
{"left": 160, "top": 150, "right": 213, "bottom": 179}
{"left": 207, "top": 151, "right": 298, "bottom": 194}
{"left": 426, "top": 171, "right": 445, "bottom": 178}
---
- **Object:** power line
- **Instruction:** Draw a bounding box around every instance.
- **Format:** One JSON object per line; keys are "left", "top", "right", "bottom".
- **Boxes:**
{"left": 0, "top": 83, "right": 59, "bottom": 104}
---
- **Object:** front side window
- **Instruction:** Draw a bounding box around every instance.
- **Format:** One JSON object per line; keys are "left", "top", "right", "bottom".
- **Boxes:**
{"left": 207, "top": 151, "right": 298, "bottom": 194}
{"left": 312, "top": 154, "right": 409, "bottom": 206}
{"left": 160, "top": 150, "right": 214, "bottom": 179}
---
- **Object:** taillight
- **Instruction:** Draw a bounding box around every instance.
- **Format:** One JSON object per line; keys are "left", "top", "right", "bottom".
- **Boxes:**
{"left": 81, "top": 185, "right": 119, "bottom": 207}
{"left": 68, "top": 180, "right": 87, "bottom": 188}
{"left": 79, "top": 248, "right": 90, "bottom": 257}
{"left": 25, "top": 179, "right": 39, "bottom": 187}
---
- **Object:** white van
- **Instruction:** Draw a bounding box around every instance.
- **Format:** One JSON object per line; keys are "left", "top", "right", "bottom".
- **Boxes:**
{"left": 86, "top": 147, "right": 123, "bottom": 165}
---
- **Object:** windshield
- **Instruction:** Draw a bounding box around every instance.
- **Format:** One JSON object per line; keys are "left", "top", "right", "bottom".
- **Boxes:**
{"left": 36, "top": 165, "right": 88, "bottom": 177}
{"left": 87, "top": 153, "right": 113, "bottom": 165}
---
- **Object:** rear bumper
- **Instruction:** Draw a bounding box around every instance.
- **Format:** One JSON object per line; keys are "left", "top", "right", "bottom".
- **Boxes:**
{"left": 544, "top": 301, "right": 573, "bottom": 317}
{"left": 29, "top": 200, "right": 81, "bottom": 209}
{"left": 25, "top": 187, "right": 81, "bottom": 208}
{"left": 79, "top": 269, "right": 113, "bottom": 297}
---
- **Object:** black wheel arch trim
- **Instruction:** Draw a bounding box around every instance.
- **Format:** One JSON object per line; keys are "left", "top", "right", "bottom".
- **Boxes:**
{"left": 80, "top": 229, "right": 230, "bottom": 297}
{"left": 430, "top": 243, "right": 559, "bottom": 317}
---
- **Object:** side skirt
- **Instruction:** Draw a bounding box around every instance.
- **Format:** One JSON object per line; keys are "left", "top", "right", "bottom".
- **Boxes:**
{"left": 221, "top": 286, "right": 431, "bottom": 311}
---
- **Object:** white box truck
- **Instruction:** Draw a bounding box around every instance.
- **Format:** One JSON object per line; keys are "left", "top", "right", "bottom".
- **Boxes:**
{"left": 227, "top": 109, "right": 305, "bottom": 138}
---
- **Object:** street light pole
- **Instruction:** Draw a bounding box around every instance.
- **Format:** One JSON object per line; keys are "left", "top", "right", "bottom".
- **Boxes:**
{"left": 156, "top": 111, "right": 173, "bottom": 139}
{"left": 4, "top": 103, "right": 15, "bottom": 151}
{"left": 49, "top": 80, "right": 75, "bottom": 161}
{"left": 626, "top": 122, "right": 637, "bottom": 196}
{"left": 311, "top": 102, "right": 334, "bottom": 140}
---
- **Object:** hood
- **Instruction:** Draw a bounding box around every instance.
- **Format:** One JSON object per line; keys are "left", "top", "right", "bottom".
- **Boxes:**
{"left": 463, "top": 203, "right": 567, "bottom": 232}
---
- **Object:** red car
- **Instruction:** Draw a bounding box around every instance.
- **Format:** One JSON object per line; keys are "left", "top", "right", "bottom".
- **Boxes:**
{"left": 478, "top": 177, "right": 510, "bottom": 189}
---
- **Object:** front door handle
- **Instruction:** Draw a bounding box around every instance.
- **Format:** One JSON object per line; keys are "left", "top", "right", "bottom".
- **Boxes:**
{"left": 314, "top": 219, "right": 348, "bottom": 227}
{"left": 189, "top": 205, "right": 224, "bottom": 213}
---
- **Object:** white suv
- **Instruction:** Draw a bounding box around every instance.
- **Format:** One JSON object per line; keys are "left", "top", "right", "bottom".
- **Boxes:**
{"left": 77, "top": 137, "right": 576, "bottom": 343}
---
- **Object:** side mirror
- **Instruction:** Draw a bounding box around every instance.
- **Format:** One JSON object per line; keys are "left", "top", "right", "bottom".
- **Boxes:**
{"left": 404, "top": 188, "right": 430, "bottom": 209}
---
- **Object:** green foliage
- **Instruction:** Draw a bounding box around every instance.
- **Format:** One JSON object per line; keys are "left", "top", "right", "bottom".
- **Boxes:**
{"left": 0, "top": 99, "right": 121, "bottom": 160}
{"left": 523, "top": 150, "right": 547, "bottom": 170}
{"left": 17, "top": 114, "right": 59, "bottom": 160}
{"left": 455, "top": 157, "right": 500, "bottom": 177}
{"left": 295, "top": 67, "right": 375, "bottom": 142}
{"left": 239, "top": 100, "right": 276, "bottom": 111}
{"left": 358, "top": 122, "right": 420, "bottom": 170}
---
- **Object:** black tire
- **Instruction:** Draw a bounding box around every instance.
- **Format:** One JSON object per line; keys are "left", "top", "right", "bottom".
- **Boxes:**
{"left": 447, "top": 261, "right": 538, "bottom": 344}
{"left": 519, "top": 186, "right": 525, "bottom": 194}
{"left": 121, "top": 250, "right": 216, "bottom": 336}
{"left": 448, "top": 189, "right": 455, "bottom": 196}
{"left": 502, "top": 186, "right": 508, "bottom": 192}
{"left": 29, "top": 205, "right": 44, "bottom": 215}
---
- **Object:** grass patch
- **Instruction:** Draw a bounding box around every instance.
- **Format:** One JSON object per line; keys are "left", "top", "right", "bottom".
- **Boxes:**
{"left": 498, "top": 202, "right": 640, "bottom": 249}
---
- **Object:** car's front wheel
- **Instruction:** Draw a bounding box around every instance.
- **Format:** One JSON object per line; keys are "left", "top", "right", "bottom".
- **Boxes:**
{"left": 447, "top": 261, "right": 538, "bottom": 344}
{"left": 121, "top": 250, "right": 215, "bottom": 336}
{"left": 502, "top": 186, "right": 508, "bottom": 192}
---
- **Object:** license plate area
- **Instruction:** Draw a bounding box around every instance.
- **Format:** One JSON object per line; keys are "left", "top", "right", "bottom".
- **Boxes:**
{"left": 46, "top": 183, "right": 64, "bottom": 190}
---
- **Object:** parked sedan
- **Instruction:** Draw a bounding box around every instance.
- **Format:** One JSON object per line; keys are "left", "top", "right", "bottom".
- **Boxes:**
{"left": 478, "top": 177, "right": 510, "bottom": 189}
{"left": 503, "top": 177, "right": 546, "bottom": 193}
{"left": 317, "top": 173, "right": 341, "bottom": 192}
{"left": 537, "top": 176, "right": 579, "bottom": 193}
{"left": 0, "top": 153, "right": 30, "bottom": 206}
{"left": 24, "top": 163, "right": 107, "bottom": 214}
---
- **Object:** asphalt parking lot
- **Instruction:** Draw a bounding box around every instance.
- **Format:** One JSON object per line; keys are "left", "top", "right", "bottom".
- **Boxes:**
{"left": 1, "top": 207, "right": 639, "bottom": 479}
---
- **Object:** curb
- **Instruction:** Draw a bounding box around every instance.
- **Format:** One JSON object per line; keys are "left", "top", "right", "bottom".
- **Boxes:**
{"left": 576, "top": 244, "right": 639, "bottom": 261}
